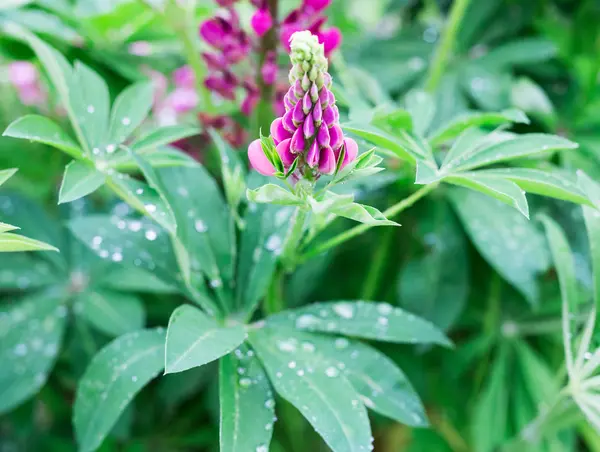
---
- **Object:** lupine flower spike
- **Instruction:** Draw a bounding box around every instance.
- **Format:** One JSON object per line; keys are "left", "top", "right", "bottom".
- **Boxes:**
{"left": 248, "top": 31, "right": 358, "bottom": 180}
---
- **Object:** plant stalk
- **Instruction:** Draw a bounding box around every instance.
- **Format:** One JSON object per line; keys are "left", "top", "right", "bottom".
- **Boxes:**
{"left": 424, "top": 0, "right": 471, "bottom": 92}
{"left": 299, "top": 183, "right": 438, "bottom": 262}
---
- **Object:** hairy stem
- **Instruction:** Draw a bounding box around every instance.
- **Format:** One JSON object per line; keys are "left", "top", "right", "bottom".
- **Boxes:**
{"left": 299, "top": 183, "right": 438, "bottom": 262}
{"left": 424, "top": 0, "right": 471, "bottom": 92}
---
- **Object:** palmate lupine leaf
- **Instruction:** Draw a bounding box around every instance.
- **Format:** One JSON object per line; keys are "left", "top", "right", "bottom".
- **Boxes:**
{"left": 58, "top": 161, "right": 105, "bottom": 204}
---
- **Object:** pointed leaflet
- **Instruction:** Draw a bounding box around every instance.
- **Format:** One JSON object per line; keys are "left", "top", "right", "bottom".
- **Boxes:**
{"left": 110, "top": 147, "right": 197, "bottom": 171}
{"left": 158, "top": 166, "right": 236, "bottom": 285}
{"left": 331, "top": 203, "right": 399, "bottom": 227}
{"left": 0, "top": 222, "right": 18, "bottom": 233}
{"left": 59, "top": 161, "right": 105, "bottom": 204}
{"left": 444, "top": 173, "right": 530, "bottom": 218}
{"left": 3, "top": 115, "right": 83, "bottom": 159}
{"left": 0, "top": 168, "right": 17, "bottom": 186}
{"left": 405, "top": 89, "right": 435, "bottom": 137}
{"left": 342, "top": 123, "right": 419, "bottom": 164}
{"left": 450, "top": 189, "right": 550, "bottom": 304}
{"left": 474, "top": 167, "right": 590, "bottom": 206}
{"left": 211, "top": 129, "right": 247, "bottom": 216}
{"left": 306, "top": 334, "right": 428, "bottom": 427}
{"left": 0, "top": 232, "right": 59, "bottom": 252}
{"left": 75, "top": 289, "right": 145, "bottom": 337}
{"left": 267, "top": 301, "right": 450, "bottom": 346}
{"left": 444, "top": 134, "right": 577, "bottom": 173}
{"left": 108, "top": 82, "right": 154, "bottom": 145}
{"left": 219, "top": 344, "right": 275, "bottom": 452}
{"left": 249, "top": 326, "right": 374, "bottom": 452}
{"left": 580, "top": 172, "right": 600, "bottom": 308}
{"left": 236, "top": 202, "right": 294, "bottom": 317}
{"left": 74, "top": 328, "right": 165, "bottom": 452}
{"left": 246, "top": 184, "right": 303, "bottom": 205}
{"left": 131, "top": 125, "right": 201, "bottom": 153}
{"left": 69, "top": 61, "right": 110, "bottom": 151}
{"left": 428, "top": 109, "right": 529, "bottom": 146}
{"left": 0, "top": 251, "right": 59, "bottom": 290}
{"left": 441, "top": 127, "right": 516, "bottom": 170}
{"left": 165, "top": 305, "right": 246, "bottom": 374}
{"left": 0, "top": 291, "right": 67, "bottom": 414}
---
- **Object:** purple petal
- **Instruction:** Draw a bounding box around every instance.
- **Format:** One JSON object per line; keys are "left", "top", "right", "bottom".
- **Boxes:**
{"left": 304, "top": 113, "right": 315, "bottom": 138}
{"left": 291, "top": 128, "right": 305, "bottom": 154}
{"left": 248, "top": 139, "right": 275, "bottom": 176}
{"left": 319, "top": 87, "right": 329, "bottom": 108}
{"left": 284, "top": 93, "right": 295, "bottom": 111}
{"left": 328, "top": 90, "right": 336, "bottom": 106}
{"left": 306, "top": 140, "right": 319, "bottom": 167}
{"left": 282, "top": 110, "right": 296, "bottom": 133}
{"left": 317, "top": 122, "right": 330, "bottom": 148}
{"left": 250, "top": 8, "right": 273, "bottom": 37}
{"left": 302, "top": 92, "right": 312, "bottom": 114}
{"left": 343, "top": 138, "right": 359, "bottom": 166}
{"left": 332, "top": 105, "right": 340, "bottom": 123}
{"left": 313, "top": 101, "right": 323, "bottom": 125}
{"left": 319, "top": 146, "right": 336, "bottom": 175}
{"left": 276, "top": 138, "right": 295, "bottom": 167}
{"left": 292, "top": 101, "right": 305, "bottom": 126}
{"left": 329, "top": 124, "right": 343, "bottom": 150}
{"left": 310, "top": 83, "right": 319, "bottom": 102}
{"left": 271, "top": 118, "right": 292, "bottom": 144}
{"left": 323, "top": 105, "right": 335, "bottom": 126}
{"left": 294, "top": 79, "right": 304, "bottom": 97}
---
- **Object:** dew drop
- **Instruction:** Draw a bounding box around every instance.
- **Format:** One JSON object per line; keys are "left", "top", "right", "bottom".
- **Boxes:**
{"left": 195, "top": 219, "right": 208, "bottom": 233}
{"left": 145, "top": 230, "right": 157, "bottom": 241}
{"left": 122, "top": 117, "right": 131, "bottom": 126}
{"left": 333, "top": 302, "right": 354, "bottom": 319}
{"left": 325, "top": 366, "right": 338, "bottom": 377}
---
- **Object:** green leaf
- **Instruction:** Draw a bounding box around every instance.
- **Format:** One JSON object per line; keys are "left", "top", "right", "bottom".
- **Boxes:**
{"left": 308, "top": 334, "right": 428, "bottom": 427}
{"left": 75, "top": 290, "right": 145, "bottom": 337}
{"left": 236, "top": 202, "right": 293, "bottom": 317}
{"left": 0, "top": 168, "right": 17, "bottom": 186}
{"left": 164, "top": 305, "right": 246, "bottom": 374}
{"left": 472, "top": 348, "right": 509, "bottom": 452}
{"left": 110, "top": 147, "right": 197, "bottom": 171}
{"left": 450, "top": 189, "right": 550, "bottom": 303}
{"left": 442, "top": 134, "right": 578, "bottom": 173}
{"left": 343, "top": 124, "right": 419, "bottom": 164}
{"left": 330, "top": 202, "right": 399, "bottom": 227}
{"left": 249, "top": 326, "right": 373, "bottom": 452}
{"left": 0, "top": 222, "right": 18, "bottom": 233}
{"left": 109, "top": 82, "right": 154, "bottom": 144}
{"left": 580, "top": 172, "right": 600, "bottom": 307}
{"left": 219, "top": 344, "right": 275, "bottom": 452}
{"left": 398, "top": 200, "right": 468, "bottom": 330}
{"left": 131, "top": 125, "right": 201, "bottom": 153}
{"left": 477, "top": 38, "right": 557, "bottom": 69}
{"left": 445, "top": 173, "right": 530, "bottom": 218}
{"left": 70, "top": 61, "right": 110, "bottom": 151}
{"left": 405, "top": 89, "right": 435, "bottom": 137}
{"left": 441, "top": 127, "right": 515, "bottom": 171}
{"left": 3, "top": 115, "right": 83, "bottom": 159}
{"left": 474, "top": 167, "right": 590, "bottom": 206}
{"left": 0, "top": 233, "right": 59, "bottom": 253}
{"left": 0, "top": 292, "right": 67, "bottom": 414}
{"left": 0, "top": 254, "right": 59, "bottom": 290}
{"left": 371, "top": 107, "right": 413, "bottom": 132}
{"left": 267, "top": 301, "right": 451, "bottom": 347}
{"left": 511, "top": 78, "right": 555, "bottom": 119}
{"left": 59, "top": 161, "right": 105, "bottom": 204}
{"left": 579, "top": 170, "right": 600, "bottom": 209}
{"left": 74, "top": 328, "right": 165, "bottom": 452}
{"left": 428, "top": 109, "right": 529, "bottom": 146}
{"left": 246, "top": 184, "right": 303, "bottom": 206}
{"left": 69, "top": 215, "right": 180, "bottom": 288}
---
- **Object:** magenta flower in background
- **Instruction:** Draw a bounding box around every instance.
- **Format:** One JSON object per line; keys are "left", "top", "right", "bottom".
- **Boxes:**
{"left": 248, "top": 31, "right": 357, "bottom": 179}
{"left": 8, "top": 61, "right": 47, "bottom": 107}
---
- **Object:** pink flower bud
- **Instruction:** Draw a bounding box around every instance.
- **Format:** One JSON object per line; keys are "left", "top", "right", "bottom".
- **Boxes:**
{"left": 292, "top": 101, "right": 305, "bottom": 126}
{"left": 282, "top": 110, "right": 296, "bottom": 133}
{"left": 261, "top": 57, "right": 278, "bottom": 85}
{"left": 340, "top": 138, "right": 358, "bottom": 168}
{"left": 241, "top": 92, "right": 259, "bottom": 116}
{"left": 166, "top": 88, "right": 198, "bottom": 113}
{"left": 310, "top": 83, "right": 319, "bottom": 102}
{"left": 319, "top": 146, "right": 336, "bottom": 174}
{"left": 317, "top": 28, "right": 342, "bottom": 55}
{"left": 276, "top": 138, "right": 295, "bottom": 166}
{"left": 303, "top": 0, "right": 332, "bottom": 11}
{"left": 302, "top": 92, "right": 312, "bottom": 114}
{"left": 9, "top": 61, "right": 38, "bottom": 88}
{"left": 291, "top": 128, "right": 305, "bottom": 153}
{"left": 129, "top": 41, "right": 152, "bottom": 56}
{"left": 248, "top": 139, "right": 276, "bottom": 176}
{"left": 329, "top": 124, "right": 343, "bottom": 150}
{"left": 312, "top": 100, "right": 323, "bottom": 125}
{"left": 323, "top": 105, "right": 335, "bottom": 125}
{"left": 303, "top": 113, "right": 315, "bottom": 138}
{"left": 294, "top": 79, "right": 304, "bottom": 98}
{"left": 306, "top": 140, "right": 319, "bottom": 167}
{"left": 317, "top": 122, "right": 330, "bottom": 148}
{"left": 284, "top": 92, "right": 295, "bottom": 110}
{"left": 251, "top": 8, "right": 273, "bottom": 37}
{"left": 270, "top": 118, "right": 292, "bottom": 144}
{"left": 202, "top": 52, "right": 227, "bottom": 71}
{"left": 173, "top": 66, "right": 195, "bottom": 89}
{"left": 200, "top": 19, "right": 226, "bottom": 48}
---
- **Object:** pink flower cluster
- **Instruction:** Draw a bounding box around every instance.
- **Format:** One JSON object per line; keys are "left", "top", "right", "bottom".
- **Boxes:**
{"left": 196, "top": 0, "right": 341, "bottom": 118}
{"left": 248, "top": 31, "right": 357, "bottom": 179}
{"left": 8, "top": 61, "right": 47, "bottom": 107}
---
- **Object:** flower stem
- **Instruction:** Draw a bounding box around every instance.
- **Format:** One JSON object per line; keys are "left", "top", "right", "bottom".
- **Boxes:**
{"left": 424, "top": 0, "right": 471, "bottom": 92}
{"left": 281, "top": 207, "right": 308, "bottom": 269}
{"left": 360, "top": 226, "right": 394, "bottom": 300}
{"left": 299, "top": 183, "right": 438, "bottom": 262}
